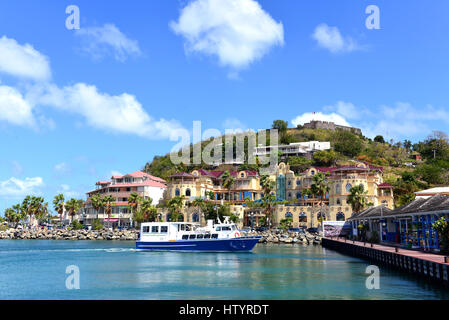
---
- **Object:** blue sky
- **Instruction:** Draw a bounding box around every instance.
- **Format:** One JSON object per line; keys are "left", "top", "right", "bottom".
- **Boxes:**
{"left": 0, "top": 0, "right": 448, "bottom": 213}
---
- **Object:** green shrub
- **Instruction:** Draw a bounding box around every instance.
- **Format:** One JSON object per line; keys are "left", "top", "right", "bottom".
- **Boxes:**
{"left": 92, "top": 219, "right": 103, "bottom": 230}
{"left": 71, "top": 220, "right": 83, "bottom": 230}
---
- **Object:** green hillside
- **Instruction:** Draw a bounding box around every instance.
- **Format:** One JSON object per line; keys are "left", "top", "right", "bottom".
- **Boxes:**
{"left": 143, "top": 120, "right": 449, "bottom": 208}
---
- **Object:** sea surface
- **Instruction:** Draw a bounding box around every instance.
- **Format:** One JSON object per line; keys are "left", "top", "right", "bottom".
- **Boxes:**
{"left": 0, "top": 240, "right": 448, "bottom": 300}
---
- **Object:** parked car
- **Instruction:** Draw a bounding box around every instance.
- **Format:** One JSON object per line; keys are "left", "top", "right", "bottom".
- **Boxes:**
{"left": 255, "top": 226, "right": 267, "bottom": 232}
{"left": 288, "top": 227, "right": 305, "bottom": 234}
{"left": 83, "top": 224, "right": 92, "bottom": 230}
{"left": 307, "top": 227, "right": 319, "bottom": 234}
{"left": 239, "top": 227, "right": 252, "bottom": 232}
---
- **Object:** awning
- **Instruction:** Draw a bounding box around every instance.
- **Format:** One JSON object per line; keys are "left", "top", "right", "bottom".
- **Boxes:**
{"left": 104, "top": 218, "right": 119, "bottom": 222}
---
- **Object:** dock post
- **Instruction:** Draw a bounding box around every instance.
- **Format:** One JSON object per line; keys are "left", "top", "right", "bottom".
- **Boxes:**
{"left": 395, "top": 247, "right": 399, "bottom": 253}
{"left": 444, "top": 256, "right": 449, "bottom": 263}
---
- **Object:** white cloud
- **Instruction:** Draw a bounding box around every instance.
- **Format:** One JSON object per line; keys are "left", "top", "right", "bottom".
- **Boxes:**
{"left": 110, "top": 170, "right": 123, "bottom": 177}
{"left": 31, "top": 83, "right": 184, "bottom": 140}
{"left": 323, "top": 101, "right": 361, "bottom": 120}
{"left": 57, "top": 184, "right": 80, "bottom": 199}
{"left": 291, "top": 111, "right": 351, "bottom": 127}
{"left": 53, "top": 162, "right": 72, "bottom": 176}
{"left": 11, "top": 161, "right": 24, "bottom": 177}
{"left": 0, "top": 36, "right": 51, "bottom": 81}
{"left": 312, "top": 24, "right": 358, "bottom": 53}
{"left": 0, "top": 177, "right": 44, "bottom": 198}
{"left": 75, "top": 24, "right": 141, "bottom": 62}
{"left": 0, "top": 85, "right": 36, "bottom": 127}
{"left": 170, "top": 0, "right": 284, "bottom": 70}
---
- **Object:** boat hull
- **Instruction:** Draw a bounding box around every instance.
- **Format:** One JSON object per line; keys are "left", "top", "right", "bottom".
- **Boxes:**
{"left": 136, "top": 236, "right": 261, "bottom": 252}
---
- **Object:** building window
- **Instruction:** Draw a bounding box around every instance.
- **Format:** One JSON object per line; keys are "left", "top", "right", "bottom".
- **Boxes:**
{"left": 299, "top": 212, "right": 307, "bottom": 222}
{"left": 296, "top": 180, "right": 301, "bottom": 186}
{"left": 311, "top": 170, "right": 315, "bottom": 175}
{"left": 317, "top": 212, "right": 325, "bottom": 221}
{"left": 175, "top": 188, "right": 180, "bottom": 196}
{"left": 382, "top": 200, "right": 388, "bottom": 205}
{"left": 241, "top": 173, "right": 245, "bottom": 178}
{"left": 285, "top": 212, "right": 293, "bottom": 218}
{"left": 346, "top": 184, "right": 352, "bottom": 193}
{"left": 336, "top": 199, "right": 341, "bottom": 205}
{"left": 186, "top": 189, "right": 191, "bottom": 197}
{"left": 296, "top": 192, "right": 301, "bottom": 200}
{"left": 192, "top": 212, "right": 200, "bottom": 222}
{"left": 336, "top": 212, "right": 345, "bottom": 221}
{"left": 288, "top": 192, "right": 292, "bottom": 199}
{"left": 335, "top": 184, "right": 341, "bottom": 194}
{"left": 288, "top": 180, "right": 291, "bottom": 186}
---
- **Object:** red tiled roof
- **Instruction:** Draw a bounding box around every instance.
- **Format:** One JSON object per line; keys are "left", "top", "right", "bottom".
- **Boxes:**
{"left": 316, "top": 164, "right": 383, "bottom": 173}
{"left": 170, "top": 172, "right": 196, "bottom": 178}
{"left": 378, "top": 182, "right": 393, "bottom": 188}
{"left": 87, "top": 180, "right": 166, "bottom": 194}
{"left": 96, "top": 181, "right": 111, "bottom": 185}
{"left": 112, "top": 170, "right": 166, "bottom": 183}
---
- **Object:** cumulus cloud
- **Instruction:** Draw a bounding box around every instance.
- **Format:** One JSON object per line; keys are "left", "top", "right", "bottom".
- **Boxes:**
{"left": 312, "top": 24, "right": 358, "bottom": 53}
{"left": 0, "top": 85, "right": 36, "bottom": 127}
{"left": 30, "top": 83, "right": 184, "bottom": 140}
{"left": 291, "top": 111, "right": 351, "bottom": 127}
{"left": 170, "top": 0, "right": 284, "bottom": 70}
{"left": 75, "top": 24, "right": 141, "bottom": 62}
{"left": 222, "top": 118, "right": 249, "bottom": 134}
{"left": 0, "top": 177, "right": 44, "bottom": 198}
{"left": 110, "top": 170, "right": 123, "bottom": 177}
{"left": 0, "top": 36, "right": 51, "bottom": 81}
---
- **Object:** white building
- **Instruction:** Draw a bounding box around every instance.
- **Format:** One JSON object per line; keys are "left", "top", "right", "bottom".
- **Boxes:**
{"left": 253, "top": 141, "right": 331, "bottom": 159}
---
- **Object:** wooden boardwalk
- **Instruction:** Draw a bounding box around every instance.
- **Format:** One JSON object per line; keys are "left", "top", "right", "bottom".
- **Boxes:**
{"left": 328, "top": 237, "right": 449, "bottom": 264}
{"left": 322, "top": 238, "right": 449, "bottom": 285}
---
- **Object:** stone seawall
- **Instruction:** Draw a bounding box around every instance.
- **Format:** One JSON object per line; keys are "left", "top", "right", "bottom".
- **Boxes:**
{"left": 0, "top": 228, "right": 138, "bottom": 241}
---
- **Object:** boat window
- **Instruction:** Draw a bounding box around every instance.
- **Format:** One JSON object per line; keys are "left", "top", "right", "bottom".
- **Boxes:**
{"left": 143, "top": 226, "right": 150, "bottom": 233}
{"left": 182, "top": 235, "right": 189, "bottom": 240}
{"left": 197, "top": 234, "right": 204, "bottom": 239}
{"left": 189, "top": 234, "right": 196, "bottom": 239}
{"left": 151, "top": 226, "right": 159, "bottom": 233}
{"left": 204, "top": 234, "right": 211, "bottom": 239}
{"left": 222, "top": 226, "right": 231, "bottom": 231}
{"left": 212, "top": 234, "right": 218, "bottom": 239}
{"left": 186, "top": 225, "right": 191, "bottom": 231}
{"left": 180, "top": 224, "right": 185, "bottom": 231}
{"left": 215, "top": 227, "right": 221, "bottom": 231}
{"left": 231, "top": 225, "right": 236, "bottom": 230}
{"left": 160, "top": 226, "right": 168, "bottom": 233}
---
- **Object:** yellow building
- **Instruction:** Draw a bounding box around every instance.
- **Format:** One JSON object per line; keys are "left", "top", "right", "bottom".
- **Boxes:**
{"left": 163, "top": 162, "right": 394, "bottom": 229}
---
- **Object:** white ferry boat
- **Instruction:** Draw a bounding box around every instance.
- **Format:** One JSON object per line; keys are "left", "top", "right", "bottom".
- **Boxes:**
{"left": 136, "top": 217, "right": 261, "bottom": 252}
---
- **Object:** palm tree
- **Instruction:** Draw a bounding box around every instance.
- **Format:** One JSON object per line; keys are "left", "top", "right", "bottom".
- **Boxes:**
{"left": 141, "top": 198, "right": 157, "bottom": 222}
{"left": 65, "top": 198, "right": 81, "bottom": 223}
{"left": 167, "top": 195, "right": 185, "bottom": 222}
{"left": 191, "top": 198, "right": 205, "bottom": 223}
{"left": 260, "top": 175, "right": 276, "bottom": 229}
{"left": 53, "top": 194, "right": 65, "bottom": 225}
{"left": 347, "top": 184, "right": 372, "bottom": 214}
{"left": 21, "top": 196, "right": 33, "bottom": 227}
{"left": 221, "top": 171, "right": 235, "bottom": 204}
{"left": 90, "top": 194, "right": 104, "bottom": 220}
{"left": 128, "top": 192, "right": 142, "bottom": 227}
{"left": 4, "top": 207, "right": 20, "bottom": 226}
{"left": 102, "top": 195, "right": 116, "bottom": 228}
{"left": 311, "top": 172, "right": 331, "bottom": 228}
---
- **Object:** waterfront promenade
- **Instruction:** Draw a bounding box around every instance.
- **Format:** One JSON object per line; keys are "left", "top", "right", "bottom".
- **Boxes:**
{"left": 323, "top": 237, "right": 449, "bottom": 286}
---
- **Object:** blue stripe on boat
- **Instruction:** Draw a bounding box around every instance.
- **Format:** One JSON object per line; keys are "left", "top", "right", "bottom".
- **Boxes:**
{"left": 136, "top": 236, "right": 261, "bottom": 252}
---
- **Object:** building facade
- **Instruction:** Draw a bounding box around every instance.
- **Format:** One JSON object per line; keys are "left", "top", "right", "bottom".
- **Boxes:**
{"left": 80, "top": 171, "right": 167, "bottom": 227}
{"left": 253, "top": 141, "right": 330, "bottom": 160}
{"left": 302, "top": 120, "right": 362, "bottom": 135}
{"left": 162, "top": 162, "right": 394, "bottom": 229}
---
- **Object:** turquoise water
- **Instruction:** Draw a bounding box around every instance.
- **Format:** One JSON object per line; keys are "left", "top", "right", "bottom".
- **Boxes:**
{"left": 0, "top": 240, "right": 448, "bottom": 300}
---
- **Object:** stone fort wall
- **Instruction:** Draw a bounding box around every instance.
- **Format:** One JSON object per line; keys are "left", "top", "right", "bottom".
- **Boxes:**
{"left": 302, "top": 120, "right": 362, "bottom": 135}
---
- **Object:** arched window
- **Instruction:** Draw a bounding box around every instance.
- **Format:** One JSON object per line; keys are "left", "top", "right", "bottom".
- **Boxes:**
{"left": 346, "top": 183, "right": 352, "bottom": 193}
{"left": 285, "top": 212, "right": 293, "bottom": 218}
{"left": 311, "top": 170, "right": 315, "bottom": 175}
{"left": 288, "top": 180, "right": 291, "bottom": 186}
{"left": 192, "top": 212, "right": 200, "bottom": 222}
{"left": 336, "top": 212, "right": 345, "bottom": 221}
{"left": 299, "top": 212, "right": 307, "bottom": 222}
{"left": 382, "top": 200, "right": 388, "bottom": 205}
{"left": 336, "top": 199, "right": 341, "bottom": 205}
{"left": 296, "top": 180, "right": 301, "bottom": 186}
{"left": 185, "top": 189, "right": 191, "bottom": 197}
{"left": 335, "top": 184, "right": 341, "bottom": 194}
{"left": 178, "top": 214, "right": 184, "bottom": 222}
{"left": 288, "top": 192, "right": 292, "bottom": 199}
{"left": 296, "top": 192, "right": 301, "bottom": 200}
{"left": 175, "top": 188, "right": 180, "bottom": 196}
{"left": 317, "top": 212, "right": 326, "bottom": 221}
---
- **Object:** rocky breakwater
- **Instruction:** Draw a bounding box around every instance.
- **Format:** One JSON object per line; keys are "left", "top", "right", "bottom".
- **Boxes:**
{"left": 246, "top": 230, "right": 323, "bottom": 245}
{"left": 0, "top": 228, "right": 138, "bottom": 241}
